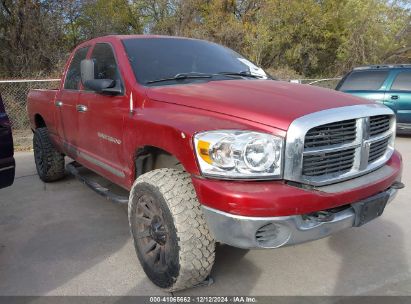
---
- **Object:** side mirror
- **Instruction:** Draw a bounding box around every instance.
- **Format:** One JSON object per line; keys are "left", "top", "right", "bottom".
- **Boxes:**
{"left": 80, "top": 59, "right": 95, "bottom": 84}
{"left": 83, "top": 79, "right": 116, "bottom": 92}
{"left": 80, "top": 59, "right": 122, "bottom": 95}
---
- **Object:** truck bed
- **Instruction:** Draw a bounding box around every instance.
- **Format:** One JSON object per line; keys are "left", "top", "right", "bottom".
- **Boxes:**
{"left": 27, "top": 89, "right": 59, "bottom": 131}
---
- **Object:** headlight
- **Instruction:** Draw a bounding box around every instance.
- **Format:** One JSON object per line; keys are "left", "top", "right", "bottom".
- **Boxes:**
{"left": 194, "top": 130, "right": 283, "bottom": 179}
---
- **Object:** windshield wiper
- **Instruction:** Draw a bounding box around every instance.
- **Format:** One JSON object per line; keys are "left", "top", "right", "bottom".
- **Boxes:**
{"left": 146, "top": 71, "right": 267, "bottom": 84}
{"left": 146, "top": 72, "right": 213, "bottom": 84}
{"left": 217, "top": 71, "right": 264, "bottom": 79}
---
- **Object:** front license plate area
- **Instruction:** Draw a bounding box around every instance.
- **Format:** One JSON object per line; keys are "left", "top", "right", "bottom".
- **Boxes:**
{"left": 352, "top": 192, "right": 389, "bottom": 227}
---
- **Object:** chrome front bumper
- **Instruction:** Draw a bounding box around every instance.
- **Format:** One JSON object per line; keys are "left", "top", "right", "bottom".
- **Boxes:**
{"left": 202, "top": 187, "right": 398, "bottom": 249}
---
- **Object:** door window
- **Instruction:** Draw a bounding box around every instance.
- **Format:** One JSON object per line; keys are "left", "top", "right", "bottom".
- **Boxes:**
{"left": 391, "top": 72, "right": 411, "bottom": 91}
{"left": 64, "top": 47, "right": 89, "bottom": 90}
{"left": 90, "top": 43, "right": 121, "bottom": 82}
{"left": 339, "top": 70, "right": 388, "bottom": 91}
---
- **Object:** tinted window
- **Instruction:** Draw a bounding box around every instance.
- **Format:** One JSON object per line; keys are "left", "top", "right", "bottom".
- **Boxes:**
{"left": 122, "top": 38, "right": 267, "bottom": 85}
{"left": 391, "top": 72, "right": 411, "bottom": 91}
{"left": 91, "top": 43, "right": 121, "bottom": 81}
{"left": 64, "top": 47, "right": 89, "bottom": 90}
{"left": 339, "top": 70, "right": 388, "bottom": 91}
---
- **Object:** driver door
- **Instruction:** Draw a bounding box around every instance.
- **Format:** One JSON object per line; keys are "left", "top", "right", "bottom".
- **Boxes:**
{"left": 77, "top": 43, "right": 127, "bottom": 182}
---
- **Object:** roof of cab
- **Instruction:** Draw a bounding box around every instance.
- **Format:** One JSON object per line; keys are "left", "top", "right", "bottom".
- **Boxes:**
{"left": 353, "top": 64, "right": 411, "bottom": 71}
{"left": 77, "top": 34, "right": 196, "bottom": 46}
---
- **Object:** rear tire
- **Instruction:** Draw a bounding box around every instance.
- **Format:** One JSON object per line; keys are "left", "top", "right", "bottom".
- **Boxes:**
{"left": 33, "top": 127, "right": 65, "bottom": 182}
{"left": 128, "top": 168, "right": 215, "bottom": 291}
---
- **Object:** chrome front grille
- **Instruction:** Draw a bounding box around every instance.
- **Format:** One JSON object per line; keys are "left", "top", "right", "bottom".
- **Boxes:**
{"left": 304, "top": 119, "right": 357, "bottom": 148}
{"left": 370, "top": 115, "right": 391, "bottom": 137}
{"left": 303, "top": 148, "right": 356, "bottom": 176}
{"left": 284, "top": 104, "right": 395, "bottom": 186}
{"left": 368, "top": 137, "right": 390, "bottom": 164}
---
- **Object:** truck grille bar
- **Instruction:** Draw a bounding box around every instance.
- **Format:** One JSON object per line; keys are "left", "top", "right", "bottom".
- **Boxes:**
{"left": 302, "top": 148, "right": 356, "bottom": 176}
{"left": 370, "top": 115, "right": 391, "bottom": 137}
{"left": 284, "top": 104, "right": 395, "bottom": 186}
{"left": 368, "top": 137, "right": 390, "bottom": 164}
{"left": 304, "top": 119, "right": 357, "bottom": 149}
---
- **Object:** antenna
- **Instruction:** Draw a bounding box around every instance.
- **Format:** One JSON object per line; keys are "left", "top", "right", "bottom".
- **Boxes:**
{"left": 130, "top": 92, "right": 134, "bottom": 114}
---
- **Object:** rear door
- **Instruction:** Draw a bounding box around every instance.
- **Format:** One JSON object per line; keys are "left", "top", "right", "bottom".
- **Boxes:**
{"left": 0, "top": 95, "right": 15, "bottom": 188}
{"left": 56, "top": 46, "right": 89, "bottom": 152}
{"left": 77, "top": 43, "right": 127, "bottom": 182}
{"left": 337, "top": 70, "right": 389, "bottom": 103}
{"left": 385, "top": 70, "right": 411, "bottom": 124}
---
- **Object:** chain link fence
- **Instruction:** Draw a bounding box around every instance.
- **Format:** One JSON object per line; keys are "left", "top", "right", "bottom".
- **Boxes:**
{"left": 0, "top": 77, "right": 340, "bottom": 152}
{"left": 0, "top": 79, "right": 60, "bottom": 151}
{"left": 290, "top": 78, "right": 342, "bottom": 89}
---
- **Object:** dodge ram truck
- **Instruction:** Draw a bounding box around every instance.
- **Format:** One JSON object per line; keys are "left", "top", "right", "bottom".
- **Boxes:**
{"left": 27, "top": 35, "right": 404, "bottom": 291}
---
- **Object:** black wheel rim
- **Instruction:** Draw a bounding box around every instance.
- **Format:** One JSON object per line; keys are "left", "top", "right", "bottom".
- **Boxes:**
{"left": 135, "top": 194, "right": 169, "bottom": 272}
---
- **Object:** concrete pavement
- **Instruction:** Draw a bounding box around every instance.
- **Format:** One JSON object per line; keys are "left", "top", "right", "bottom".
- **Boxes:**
{"left": 0, "top": 137, "right": 410, "bottom": 296}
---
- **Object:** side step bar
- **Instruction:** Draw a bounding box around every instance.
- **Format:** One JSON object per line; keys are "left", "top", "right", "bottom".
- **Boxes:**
{"left": 66, "top": 162, "right": 129, "bottom": 204}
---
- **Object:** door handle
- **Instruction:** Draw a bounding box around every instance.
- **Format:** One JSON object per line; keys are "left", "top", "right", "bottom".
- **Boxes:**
{"left": 76, "top": 104, "right": 88, "bottom": 113}
{"left": 391, "top": 95, "right": 399, "bottom": 100}
{"left": 55, "top": 100, "right": 63, "bottom": 107}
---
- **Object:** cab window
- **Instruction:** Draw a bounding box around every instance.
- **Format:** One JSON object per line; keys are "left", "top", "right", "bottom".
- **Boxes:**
{"left": 339, "top": 70, "right": 388, "bottom": 91}
{"left": 64, "top": 47, "right": 89, "bottom": 90}
{"left": 391, "top": 72, "right": 411, "bottom": 91}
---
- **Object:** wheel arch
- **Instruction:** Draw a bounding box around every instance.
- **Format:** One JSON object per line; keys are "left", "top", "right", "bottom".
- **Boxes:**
{"left": 133, "top": 145, "right": 186, "bottom": 180}
{"left": 34, "top": 114, "right": 47, "bottom": 129}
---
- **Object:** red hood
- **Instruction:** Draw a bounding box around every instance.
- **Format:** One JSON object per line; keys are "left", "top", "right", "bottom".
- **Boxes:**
{"left": 146, "top": 80, "right": 373, "bottom": 131}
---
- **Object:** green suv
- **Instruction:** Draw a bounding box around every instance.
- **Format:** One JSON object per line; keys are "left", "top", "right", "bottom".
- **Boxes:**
{"left": 336, "top": 64, "right": 411, "bottom": 132}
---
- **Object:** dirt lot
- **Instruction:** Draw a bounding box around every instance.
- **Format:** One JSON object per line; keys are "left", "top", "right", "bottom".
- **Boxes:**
{"left": 0, "top": 136, "right": 410, "bottom": 296}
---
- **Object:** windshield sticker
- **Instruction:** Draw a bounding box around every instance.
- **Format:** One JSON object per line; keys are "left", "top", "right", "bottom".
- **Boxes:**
{"left": 237, "top": 58, "right": 267, "bottom": 78}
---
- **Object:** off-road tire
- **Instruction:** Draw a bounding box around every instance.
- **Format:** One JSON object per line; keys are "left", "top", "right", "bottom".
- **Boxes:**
{"left": 128, "top": 169, "right": 215, "bottom": 291}
{"left": 33, "top": 127, "right": 65, "bottom": 182}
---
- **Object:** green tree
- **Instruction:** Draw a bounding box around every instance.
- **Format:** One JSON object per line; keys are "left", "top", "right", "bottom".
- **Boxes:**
{"left": 77, "top": 0, "right": 143, "bottom": 39}
{"left": 0, "top": 0, "right": 410, "bottom": 78}
{"left": 0, "top": 0, "right": 67, "bottom": 77}
{"left": 335, "top": 0, "right": 410, "bottom": 74}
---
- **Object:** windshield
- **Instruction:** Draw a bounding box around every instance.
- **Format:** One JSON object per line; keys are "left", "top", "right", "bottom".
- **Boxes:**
{"left": 122, "top": 37, "right": 267, "bottom": 85}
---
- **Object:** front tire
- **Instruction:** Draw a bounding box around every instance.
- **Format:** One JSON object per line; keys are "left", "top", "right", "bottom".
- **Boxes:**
{"left": 33, "top": 127, "right": 65, "bottom": 182}
{"left": 128, "top": 169, "right": 215, "bottom": 291}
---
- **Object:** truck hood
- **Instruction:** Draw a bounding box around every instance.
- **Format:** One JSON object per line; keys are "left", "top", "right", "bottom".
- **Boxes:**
{"left": 146, "top": 80, "right": 373, "bottom": 131}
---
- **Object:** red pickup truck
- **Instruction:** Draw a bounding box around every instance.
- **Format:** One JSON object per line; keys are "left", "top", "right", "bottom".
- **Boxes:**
{"left": 27, "top": 35, "right": 404, "bottom": 291}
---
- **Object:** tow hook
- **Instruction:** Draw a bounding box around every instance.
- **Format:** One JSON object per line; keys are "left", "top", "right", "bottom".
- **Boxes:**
{"left": 391, "top": 181, "right": 405, "bottom": 190}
